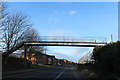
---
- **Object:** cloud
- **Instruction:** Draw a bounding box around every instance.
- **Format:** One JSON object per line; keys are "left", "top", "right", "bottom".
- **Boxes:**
{"left": 47, "top": 49, "right": 77, "bottom": 62}
{"left": 54, "top": 10, "right": 59, "bottom": 14}
{"left": 47, "top": 10, "right": 61, "bottom": 25}
{"left": 47, "top": 46, "right": 91, "bottom": 56}
{"left": 47, "top": 29, "right": 64, "bottom": 36}
{"left": 47, "top": 17, "right": 61, "bottom": 25}
{"left": 69, "top": 10, "right": 77, "bottom": 15}
{"left": 47, "top": 47, "right": 93, "bottom": 62}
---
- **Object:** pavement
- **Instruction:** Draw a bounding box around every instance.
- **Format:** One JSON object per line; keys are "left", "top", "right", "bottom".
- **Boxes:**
{"left": 2, "top": 68, "right": 38, "bottom": 77}
{"left": 2, "top": 65, "right": 87, "bottom": 80}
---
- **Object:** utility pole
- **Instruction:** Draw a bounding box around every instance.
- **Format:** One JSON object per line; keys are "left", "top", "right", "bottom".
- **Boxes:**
{"left": 44, "top": 46, "right": 47, "bottom": 54}
{"left": 111, "top": 34, "right": 113, "bottom": 42}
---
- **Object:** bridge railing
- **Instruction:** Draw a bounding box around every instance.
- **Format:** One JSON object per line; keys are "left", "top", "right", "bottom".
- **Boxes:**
{"left": 39, "top": 36, "right": 107, "bottom": 43}
{"left": 0, "top": 36, "right": 107, "bottom": 43}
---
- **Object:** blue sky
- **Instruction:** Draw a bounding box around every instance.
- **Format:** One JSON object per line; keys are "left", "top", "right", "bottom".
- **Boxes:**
{"left": 7, "top": 2, "right": 118, "bottom": 62}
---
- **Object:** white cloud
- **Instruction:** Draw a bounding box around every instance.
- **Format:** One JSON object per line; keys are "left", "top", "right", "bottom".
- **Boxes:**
{"left": 47, "top": 17, "right": 61, "bottom": 24}
{"left": 47, "top": 29, "right": 64, "bottom": 36}
{"left": 69, "top": 10, "right": 77, "bottom": 15}
{"left": 54, "top": 11, "right": 59, "bottom": 14}
{"left": 47, "top": 47, "right": 93, "bottom": 62}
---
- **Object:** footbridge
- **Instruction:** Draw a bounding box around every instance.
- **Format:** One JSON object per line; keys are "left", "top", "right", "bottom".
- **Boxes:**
{"left": 24, "top": 36, "right": 107, "bottom": 47}
{"left": 2, "top": 36, "right": 107, "bottom": 55}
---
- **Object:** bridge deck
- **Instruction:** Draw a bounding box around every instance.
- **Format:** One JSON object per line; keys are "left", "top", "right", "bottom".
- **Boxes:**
{"left": 24, "top": 41, "right": 106, "bottom": 47}
{"left": 26, "top": 41, "right": 106, "bottom": 44}
{"left": 2, "top": 36, "right": 107, "bottom": 55}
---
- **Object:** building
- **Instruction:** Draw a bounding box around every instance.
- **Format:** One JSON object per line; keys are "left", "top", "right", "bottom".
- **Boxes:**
{"left": 46, "top": 54, "right": 55, "bottom": 65}
{"left": 56, "top": 59, "right": 70, "bottom": 65}
{"left": 21, "top": 51, "right": 76, "bottom": 66}
{"left": 21, "top": 52, "right": 55, "bottom": 65}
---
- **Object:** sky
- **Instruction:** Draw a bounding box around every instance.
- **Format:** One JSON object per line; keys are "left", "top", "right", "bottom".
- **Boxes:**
{"left": 6, "top": 2, "right": 118, "bottom": 62}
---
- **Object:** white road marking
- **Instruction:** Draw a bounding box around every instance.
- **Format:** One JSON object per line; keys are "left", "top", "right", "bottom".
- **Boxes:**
{"left": 54, "top": 68, "right": 67, "bottom": 80}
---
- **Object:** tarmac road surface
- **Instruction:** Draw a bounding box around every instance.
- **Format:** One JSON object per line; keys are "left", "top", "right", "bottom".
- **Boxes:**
{"left": 3, "top": 65, "right": 87, "bottom": 80}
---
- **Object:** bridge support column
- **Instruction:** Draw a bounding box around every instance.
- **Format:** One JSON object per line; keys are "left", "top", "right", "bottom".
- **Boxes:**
{"left": 24, "top": 46, "right": 27, "bottom": 68}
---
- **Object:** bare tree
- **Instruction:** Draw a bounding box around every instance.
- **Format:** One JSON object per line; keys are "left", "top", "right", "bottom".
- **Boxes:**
{"left": 21, "top": 27, "right": 40, "bottom": 42}
{"left": 0, "top": 3, "right": 8, "bottom": 48}
{"left": 2, "top": 12, "right": 31, "bottom": 63}
{"left": 0, "top": 2, "right": 8, "bottom": 29}
{"left": 21, "top": 27, "right": 44, "bottom": 61}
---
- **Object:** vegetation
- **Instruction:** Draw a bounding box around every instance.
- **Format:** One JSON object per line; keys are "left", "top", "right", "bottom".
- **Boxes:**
{"left": 77, "top": 63, "right": 97, "bottom": 79}
{"left": 1, "top": 3, "right": 43, "bottom": 66}
{"left": 2, "top": 11, "right": 32, "bottom": 64}
{"left": 21, "top": 27, "right": 44, "bottom": 61}
{"left": 2, "top": 56, "right": 29, "bottom": 71}
{"left": 92, "top": 41, "right": 120, "bottom": 79}
{"left": 31, "top": 64, "right": 55, "bottom": 68}
{"left": 0, "top": 3, "right": 8, "bottom": 30}
{"left": 78, "top": 41, "right": 120, "bottom": 80}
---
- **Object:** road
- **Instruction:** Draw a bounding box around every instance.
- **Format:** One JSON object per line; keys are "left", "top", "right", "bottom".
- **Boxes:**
{"left": 3, "top": 65, "right": 87, "bottom": 80}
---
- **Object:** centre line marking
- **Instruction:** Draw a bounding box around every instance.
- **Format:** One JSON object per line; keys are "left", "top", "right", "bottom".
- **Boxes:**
{"left": 54, "top": 68, "right": 67, "bottom": 80}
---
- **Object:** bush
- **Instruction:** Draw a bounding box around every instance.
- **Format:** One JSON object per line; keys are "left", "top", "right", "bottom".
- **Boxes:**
{"left": 3, "top": 56, "right": 32, "bottom": 71}
{"left": 92, "top": 41, "right": 120, "bottom": 79}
